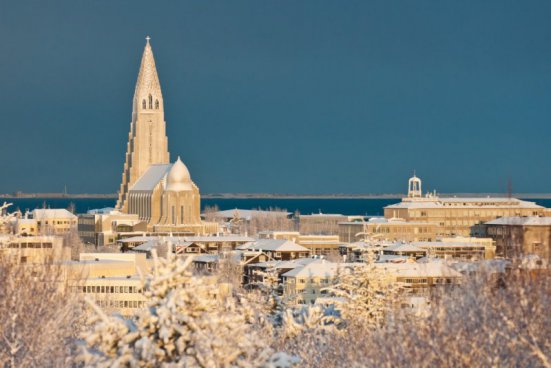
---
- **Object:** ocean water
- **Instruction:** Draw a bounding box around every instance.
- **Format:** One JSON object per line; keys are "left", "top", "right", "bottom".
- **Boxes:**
{"left": 2, "top": 197, "right": 551, "bottom": 217}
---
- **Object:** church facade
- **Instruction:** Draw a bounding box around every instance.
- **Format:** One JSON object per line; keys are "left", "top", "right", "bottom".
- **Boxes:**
{"left": 116, "top": 38, "right": 217, "bottom": 235}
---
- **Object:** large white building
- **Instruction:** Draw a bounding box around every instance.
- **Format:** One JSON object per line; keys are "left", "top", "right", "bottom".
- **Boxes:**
{"left": 384, "top": 174, "right": 545, "bottom": 236}
{"left": 115, "top": 38, "right": 216, "bottom": 235}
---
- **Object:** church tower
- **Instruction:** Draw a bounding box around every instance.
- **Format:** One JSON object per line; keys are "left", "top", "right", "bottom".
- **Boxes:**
{"left": 116, "top": 37, "right": 170, "bottom": 211}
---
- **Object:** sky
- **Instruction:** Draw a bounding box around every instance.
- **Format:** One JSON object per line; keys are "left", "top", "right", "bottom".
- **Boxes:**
{"left": 1, "top": 0, "right": 550, "bottom": 195}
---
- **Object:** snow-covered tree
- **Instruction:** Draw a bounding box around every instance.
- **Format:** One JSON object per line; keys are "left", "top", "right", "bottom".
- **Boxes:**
{"left": 0, "top": 260, "right": 81, "bottom": 367}
{"left": 327, "top": 262, "right": 399, "bottom": 328}
{"left": 81, "top": 251, "right": 298, "bottom": 367}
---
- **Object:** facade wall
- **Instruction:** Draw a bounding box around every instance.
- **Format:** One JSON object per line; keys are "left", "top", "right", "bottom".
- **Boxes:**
{"left": 338, "top": 221, "right": 438, "bottom": 243}
{"left": 485, "top": 224, "right": 551, "bottom": 261}
{"left": 384, "top": 206, "right": 543, "bottom": 237}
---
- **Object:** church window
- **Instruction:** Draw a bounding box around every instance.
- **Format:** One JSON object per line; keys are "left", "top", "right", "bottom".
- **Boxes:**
{"left": 180, "top": 206, "right": 184, "bottom": 224}
{"left": 149, "top": 94, "right": 153, "bottom": 109}
{"left": 142, "top": 99, "right": 146, "bottom": 109}
{"left": 155, "top": 100, "right": 159, "bottom": 109}
{"left": 172, "top": 206, "right": 175, "bottom": 224}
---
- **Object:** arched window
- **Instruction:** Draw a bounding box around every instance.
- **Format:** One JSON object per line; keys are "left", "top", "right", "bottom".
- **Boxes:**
{"left": 142, "top": 100, "right": 146, "bottom": 109}
{"left": 155, "top": 100, "right": 159, "bottom": 109}
{"left": 148, "top": 94, "right": 153, "bottom": 109}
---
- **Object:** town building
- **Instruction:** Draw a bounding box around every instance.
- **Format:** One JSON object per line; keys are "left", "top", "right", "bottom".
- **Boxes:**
{"left": 115, "top": 38, "right": 217, "bottom": 235}
{"left": 282, "top": 259, "right": 346, "bottom": 304}
{"left": 236, "top": 239, "right": 310, "bottom": 261}
{"left": 78, "top": 208, "right": 145, "bottom": 246}
{"left": 478, "top": 216, "right": 551, "bottom": 262}
{"left": 0, "top": 235, "right": 69, "bottom": 264}
{"left": 338, "top": 217, "right": 439, "bottom": 243}
{"left": 119, "top": 235, "right": 255, "bottom": 255}
{"left": 65, "top": 253, "right": 149, "bottom": 316}
{"left": 258, "top": 231, "right": 341, "bottom": 255}
{"left": 373, "top": 260, "right": 463, "bottom": 295}
{"left": 299, "top": 213, "right": 351, "bottom": 235}
{"left": 15, "top": 218, "right": 38, "bottom": 236}
{"left": 384, "top": 174, "right": 544, "bottom": 237}
{"left": 31, "top": 209, "right": 77, "bottom": 235}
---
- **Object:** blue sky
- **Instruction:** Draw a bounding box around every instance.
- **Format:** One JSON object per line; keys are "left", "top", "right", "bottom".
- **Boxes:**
{"left": 1, "top": 0, "right": 550, "bottom": 194}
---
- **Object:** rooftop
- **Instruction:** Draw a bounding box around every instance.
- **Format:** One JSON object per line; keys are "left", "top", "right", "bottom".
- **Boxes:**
{"left": 32, "top": 208, "right": 77, "bottom": 219}
{"left": 130, "top": 164, "right": 172, "bottom": 191}
{"left": 385, "top": 197, "right": 542, "bottom": 210}
{"left": 485, "top": 216, "right": 551, "bottom": 226}
{"left": 237, "top": 239, "right": 309, "bottom": 252}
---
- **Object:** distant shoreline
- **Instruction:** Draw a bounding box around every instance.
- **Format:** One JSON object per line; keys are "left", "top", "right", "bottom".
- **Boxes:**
{"left": 2, "top": 193, "right": 551, "bottom": 199}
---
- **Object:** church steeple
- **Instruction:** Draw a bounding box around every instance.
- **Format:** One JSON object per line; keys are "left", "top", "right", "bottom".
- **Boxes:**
{"left": 117, "top": 37, "right": 170, "bottom": 211}
{"left": 133, "top": 36, "right": 163, "bottom": 113}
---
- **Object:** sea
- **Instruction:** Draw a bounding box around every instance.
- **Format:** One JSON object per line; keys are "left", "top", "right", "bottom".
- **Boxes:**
{"left": 2, "top": 197, "right": 551, "bottom": 217}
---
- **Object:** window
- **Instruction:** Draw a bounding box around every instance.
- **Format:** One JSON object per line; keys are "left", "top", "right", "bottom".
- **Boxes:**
{"left": 155, "top": 100, "right": 159, "bottom": 109}
{"left": 148, "top": 94, "right": 153, "bottom": 109}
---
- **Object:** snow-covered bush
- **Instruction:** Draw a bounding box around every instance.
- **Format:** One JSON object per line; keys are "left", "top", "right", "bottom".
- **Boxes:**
{"left": 327, "top": 263, "right": 399, "bottom": 328}
{"left": 0, "top": 260, "right": 81, "bottom": 367}
{"left": 81, "top": 251, "right": 298, "bottom": 367}
{"left": 278, "top": 268, "right": 551, "bottom": 368}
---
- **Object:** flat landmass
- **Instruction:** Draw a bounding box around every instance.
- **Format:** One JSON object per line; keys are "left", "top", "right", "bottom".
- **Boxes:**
{"left": 2, "top": 192, "right": 551, "bottom": 199}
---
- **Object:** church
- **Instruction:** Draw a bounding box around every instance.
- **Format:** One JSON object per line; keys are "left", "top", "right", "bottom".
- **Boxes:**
{"left": 116, "top": 37, "right": 217, "bottom": 235}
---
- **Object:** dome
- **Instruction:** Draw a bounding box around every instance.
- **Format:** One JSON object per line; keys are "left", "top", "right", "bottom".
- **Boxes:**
{"left": 166, "top": 157, "right": 192, "bottom": 191}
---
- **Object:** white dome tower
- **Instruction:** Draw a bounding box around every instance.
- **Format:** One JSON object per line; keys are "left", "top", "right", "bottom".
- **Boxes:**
{"left": 166, "top": 157, "right": 192, "bottom": 191}
{"left": 408, "top": 173, "right": 422, "bottom": 198}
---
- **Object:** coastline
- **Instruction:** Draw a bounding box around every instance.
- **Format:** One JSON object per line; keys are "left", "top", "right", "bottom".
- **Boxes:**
{"left": 2, "top": 193, "right": 551, "bottom": 199}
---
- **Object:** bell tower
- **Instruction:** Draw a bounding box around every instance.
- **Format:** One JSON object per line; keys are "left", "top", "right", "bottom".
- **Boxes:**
{"left": 408, "top": 172, "right": 422, "bottom": 198}
{"left": 116, "top": 37, "right": 170, "bottom": 211}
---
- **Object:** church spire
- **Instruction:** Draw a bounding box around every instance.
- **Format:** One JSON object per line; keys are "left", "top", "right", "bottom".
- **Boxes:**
{"left": 133, "top": 36, "right": 163, "bottom": 112}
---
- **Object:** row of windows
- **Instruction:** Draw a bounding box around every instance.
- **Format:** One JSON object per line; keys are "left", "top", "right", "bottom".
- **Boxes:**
{"left": 142, "top": 95, "right": 160, "bottom": 110}
{"left": 78, "top": 218, "right": 96, "bottom": 225}
{"left": 410, "top": 210, "right": 537, "bottom": 218}
{"left": 297, "top": 278, "right": 332, "bottom": 284}
{"left": 95, "top": 299, "right": 146, "bottom": 309}
{"left": 7, "top": 242, "right": 53, "bottom": 249}
{"left": 82, "top": 285, "right": 142, "bottom": 294}
{"left": 40, "top": 221, "right": 75, "bottom": 225}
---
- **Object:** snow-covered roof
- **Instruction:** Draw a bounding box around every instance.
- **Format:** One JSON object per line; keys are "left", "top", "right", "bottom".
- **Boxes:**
{"left": 120, "top": 235, "right": 254, "bottom": 245}
{"left": 376, "top": 254, "right": 410, "bottom": 263}
{"left": 119, "top": 236, "right": 156, "bottom": 244}
{"left": 384, "top": 243, "right": 426, "bottom": 253}
{"left": 412, "top": 241, "right": 485, "bottom": 249}
{"left": 485, "top": 216, "right": 551, "bottom": 226}
{"left": 86, "top": 207, "right": 117, "bottom": 215}
{"left": 204, "top": 209, "right": 291, "bottom": 221}
{"left": 237, "top": 239, "right": 309, "bottom": 252}
{"left": 282, "top": 260, "right": 340, "bottom": 278}
{"left": 32, "top": 209, "right": 77, "bottom": 219}
{"left": 193, "top": 254, "right": 220, "bottom": 263}
{"left": 252, "top": 257, "right": 321, "bottom": 270}
{"left": 385, "top": 197, "right": 543, "bottom": 210}
{"left": 374, "top": 261, "right": 462, "bottom": 278}
{"left": 17, "top": 218, "right": 36, "bottom": 224}
{"left": 130, "top": 164, "right": 172, "bottom": 191}
{"left": 184, "top": 236, "right": 255, "bottom": 242}
{"left": 451, "top": 259, "right": 511, "bottom": 274}
{"left": 299, "top": 213, "right": 347, "bottom": 218}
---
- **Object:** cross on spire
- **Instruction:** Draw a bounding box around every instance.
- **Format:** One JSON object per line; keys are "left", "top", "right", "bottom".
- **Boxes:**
{"left": 146, "top": 35, "right": 151, "bottom": 44}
